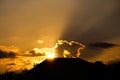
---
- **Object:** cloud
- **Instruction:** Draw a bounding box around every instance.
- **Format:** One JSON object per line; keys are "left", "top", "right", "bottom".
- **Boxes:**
{"left": 0, "top": 56, "right": 46, "bottom": 74}
{"left": 0, "top": 50, "right": 15, "bottom": 58}
{"left": 0, "top": 45, "right": 19, "bottom": 53}
{"left": 53, "top": 40, "right": 85, "bottom": 58}
{"left": 89, "top": 42, "right": 118, "bottom": 48}
{"left": 80, "top": 42, "right": 120, "bottom": 64}
{"left": 7, "top": 63, "right": 16, "bottom": 65}
{"left": 26, "top": 50, "right": 46, "bottom": 56}
{"left": 0, "top": 45, "right": 20, "bottom": 58}
{"left": 24, "top": 48, "right": 53, "bottom": 56}
{"left": 37, "top": 40, "right": 44, "bottom": 44}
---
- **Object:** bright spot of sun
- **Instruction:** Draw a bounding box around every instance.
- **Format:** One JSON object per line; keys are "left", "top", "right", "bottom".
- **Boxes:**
{"left": 46, "top": 53, "right": 55, "bottom": 58}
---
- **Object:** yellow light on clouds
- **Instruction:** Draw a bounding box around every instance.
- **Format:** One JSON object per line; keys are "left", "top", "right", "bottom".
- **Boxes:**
{"left": 46, "top": 53, "right": 55, "bottom": 59}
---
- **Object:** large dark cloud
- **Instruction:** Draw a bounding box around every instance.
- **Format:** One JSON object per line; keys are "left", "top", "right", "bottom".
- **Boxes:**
{"left": 53, "top": 40, "right": 85, "bottom": 58}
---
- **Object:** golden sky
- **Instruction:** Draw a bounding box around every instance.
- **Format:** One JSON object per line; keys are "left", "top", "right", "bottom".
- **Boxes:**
{"left": 0, "top": 0, "right": 120, "bottom": 49}
{"left": 0, "top": 0, "right": 77, "bottom": 50}
{"left": 0, "top": 0, "right": 120, "bottom": 74}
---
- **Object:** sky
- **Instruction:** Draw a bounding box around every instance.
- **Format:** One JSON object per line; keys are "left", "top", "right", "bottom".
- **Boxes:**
{"left": 0, "top": 0, "right": 120, "bottom": 49}
{"left": 0, "top": 0, "right": 120, "bottom": 74}
{"left": 0, "top": 0, "right": 76, "bottom": 49}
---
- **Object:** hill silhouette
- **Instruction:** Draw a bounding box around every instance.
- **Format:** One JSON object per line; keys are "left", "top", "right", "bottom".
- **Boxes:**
{"left": 0, "top": 58, "right": 120, "bottom": 80}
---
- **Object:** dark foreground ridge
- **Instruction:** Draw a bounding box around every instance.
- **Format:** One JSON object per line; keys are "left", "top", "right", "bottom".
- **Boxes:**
{"left": 0, "top": 58, "right": 120, "bottom": 80}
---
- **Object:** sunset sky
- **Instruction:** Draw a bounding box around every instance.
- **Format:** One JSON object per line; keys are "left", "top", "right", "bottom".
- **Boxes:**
{"left": 0, "top": 0, "right": 120, "bottom": 74}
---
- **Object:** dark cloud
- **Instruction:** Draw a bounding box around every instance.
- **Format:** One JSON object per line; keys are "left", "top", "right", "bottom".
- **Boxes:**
{"left": 89, "top": 42, "right": 118, "bottom": 48}
{"left": 24, "top": 47, "right": 54, "bottom": 57}
{"left": 0, "top": 50, "right": 16, "bottom": 58}
{"left": 27, "top": 50, "right": 46, "bottom": 56}
{"left": 53, "top": 40, "right": 85, "bottom": 58}
{"left": 80, "top": 42, "right": 120, "bottom": 62}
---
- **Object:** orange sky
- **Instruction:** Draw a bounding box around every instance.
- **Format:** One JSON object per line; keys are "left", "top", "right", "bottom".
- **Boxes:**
{"left": 0, "top": 0, "right": 120, "bottom": 50}
{"left": 0, "top": 0, "right": 120, "bottom": 73}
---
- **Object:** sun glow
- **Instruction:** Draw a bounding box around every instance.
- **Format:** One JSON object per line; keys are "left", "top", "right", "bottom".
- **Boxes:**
{"left": 46, "top": 53, "right": 55, "bottom": 58}
{"left": 32, "top": 47, "right": 56, "bottom": 59}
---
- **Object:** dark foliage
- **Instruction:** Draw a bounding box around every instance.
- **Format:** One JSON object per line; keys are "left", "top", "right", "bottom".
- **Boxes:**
{"left": 0, "top": 58, "right": 120, "bottom": 80}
